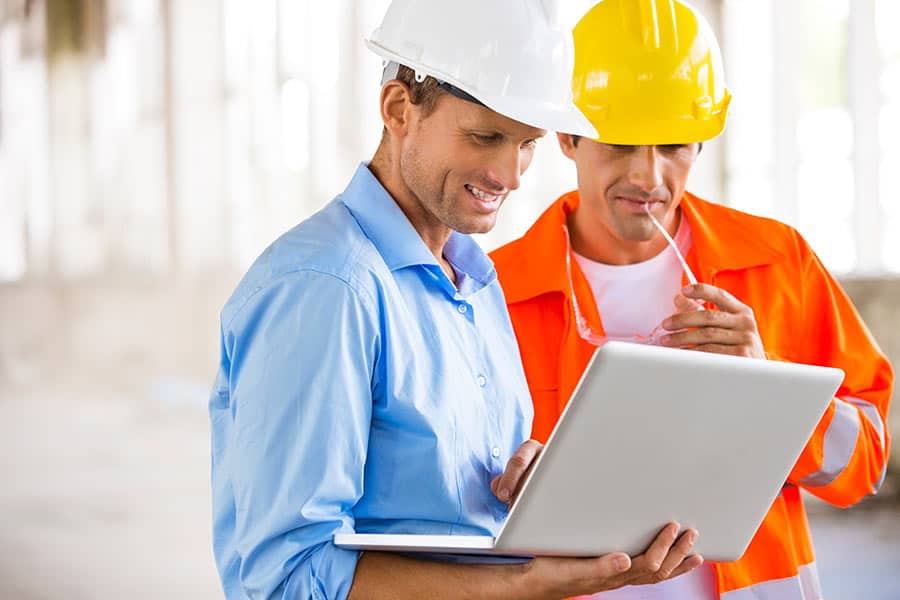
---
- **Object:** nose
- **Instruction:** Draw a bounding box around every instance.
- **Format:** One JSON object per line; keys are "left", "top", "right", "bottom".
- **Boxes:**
{"left": 486, "top": 145, "right": 523, "bottom": 192}
{"left": 627, "top": 146, "right": 664, "bottom": 192}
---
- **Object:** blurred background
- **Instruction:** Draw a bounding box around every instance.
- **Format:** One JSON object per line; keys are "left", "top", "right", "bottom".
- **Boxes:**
{"left": 0, "top": 0, "right": 898, "bottom": 598}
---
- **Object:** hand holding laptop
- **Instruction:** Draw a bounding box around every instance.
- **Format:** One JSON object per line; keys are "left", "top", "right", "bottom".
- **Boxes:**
{"left": 514, "top": 523, "right": 701, "bottom": 598}
{"left": 489, "top": 438, "right": 704, "bottom": 593}
{"left": 490, "top": 439, "right": 543, "bottom": 504}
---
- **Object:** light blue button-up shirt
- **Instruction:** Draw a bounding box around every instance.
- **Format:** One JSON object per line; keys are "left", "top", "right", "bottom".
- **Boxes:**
{"left": 210, "top": 164, "right": 534, "bottom": 599}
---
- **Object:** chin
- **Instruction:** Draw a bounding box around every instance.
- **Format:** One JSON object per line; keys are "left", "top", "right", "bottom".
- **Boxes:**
{"left": 617, "top": 223, "right": 657, "bottom": 243}
{"left": 453, "top": 215, "right": 498, "bottom": 235}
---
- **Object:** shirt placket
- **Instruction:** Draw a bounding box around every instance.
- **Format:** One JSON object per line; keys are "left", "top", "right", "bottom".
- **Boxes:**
{"left": 454, "top": 294, "right": 506, "bottom": 470}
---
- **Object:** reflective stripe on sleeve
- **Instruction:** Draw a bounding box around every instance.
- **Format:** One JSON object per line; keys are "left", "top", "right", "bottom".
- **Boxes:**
{"left": 847, "top": 396, "right": 886, "bottom": 449}
{"left": 847, "top": 396, "right": 888, "bottom": 492}
{"left": 801, "top": 399, "right": 860, "bottom": 488}
{"left": 720, "top": 561, "right": 822, "bottom": 600}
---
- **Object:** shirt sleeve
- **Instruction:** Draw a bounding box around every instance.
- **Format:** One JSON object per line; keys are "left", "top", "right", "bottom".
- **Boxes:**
{"left": 784, "top": 239, "right": 893, "bottom": 507}
{"left": 222, "top": 270, "right": 380, "bottom": 599}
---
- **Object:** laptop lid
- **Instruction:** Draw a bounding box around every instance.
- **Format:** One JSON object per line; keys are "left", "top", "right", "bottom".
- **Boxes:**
{"left": 494, "top": 341, "right": 842, "bottom": 561}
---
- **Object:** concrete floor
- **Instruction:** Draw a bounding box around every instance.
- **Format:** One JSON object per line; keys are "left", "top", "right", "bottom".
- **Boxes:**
{"left": 0, "top": 378, "right": 221, "bottom": 600}
{"left": 2, "top": 375, "right": 899, "bottom": 600}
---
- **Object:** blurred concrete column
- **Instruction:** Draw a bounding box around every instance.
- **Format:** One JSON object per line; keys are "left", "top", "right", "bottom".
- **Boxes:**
{"left": 161, "top": 0, "right": 227, "bottom": 275}
{"left": 772, "top": 0, "right": 801, "bottom": 227}
{"left": 9, "top": 0, "right": 52, "bottom": 280}
{"left": 849, "top": 0, "right": 882, "bottom": 273}
{"left": 99, "top": 0, "right": 169, "bottom": 276}
{"left": 303, "top": 1, "right": 341, "bottom": 208}
{"left": 683, "top": 0, "right": 726, "bottom": 203}
{"left": 44, "top": 0, "right": 108, "bottom": 278}
{"left": 335, "top": 0, "right": 364, "bottom": 178}
{"left": 0, "top": 16, "right": 30, "bottom": 281}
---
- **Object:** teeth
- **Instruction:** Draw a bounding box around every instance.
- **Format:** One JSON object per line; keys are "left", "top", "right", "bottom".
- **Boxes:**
{"left": 466, "top": 184, "right": 499, "bottom": 202}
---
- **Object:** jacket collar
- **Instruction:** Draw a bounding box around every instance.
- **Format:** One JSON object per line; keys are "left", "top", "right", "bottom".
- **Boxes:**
{"left": 494, "top": 190, "right": 783, "bottom": 306}
{"left": 492, "top": 191, "right": 580, "bottom": 305}
{"left": 680, "top": 191, "right": 782, "bottom": 279}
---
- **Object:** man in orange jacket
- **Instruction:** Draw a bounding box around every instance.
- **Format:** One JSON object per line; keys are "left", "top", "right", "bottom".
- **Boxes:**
{"left": 490, "top": 1, "right": 893, "bottom": 599}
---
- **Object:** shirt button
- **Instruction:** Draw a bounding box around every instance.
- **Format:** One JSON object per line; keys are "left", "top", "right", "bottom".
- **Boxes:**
{"left": 491, "top": 447, "right": 501, "bottom": 458}
{"left": 457, "top": 303, "right": 468, "bottom": 314}
{"left": 477, "top": 375, "right": 487, "bottom": 388}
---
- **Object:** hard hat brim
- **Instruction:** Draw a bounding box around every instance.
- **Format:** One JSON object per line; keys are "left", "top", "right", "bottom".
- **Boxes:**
{"left": 589, "top": 116, "right": 728, "bottom": 145}
{"left": 584, "top": 91, "right": 732, "bottom": 145}
{"left": 367, "top": 39, "right": 599, "bottom": 138}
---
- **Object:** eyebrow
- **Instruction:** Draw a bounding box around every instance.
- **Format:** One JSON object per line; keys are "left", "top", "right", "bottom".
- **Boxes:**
{"left": 464, "top": 124, "right": 544, "bottom": 140}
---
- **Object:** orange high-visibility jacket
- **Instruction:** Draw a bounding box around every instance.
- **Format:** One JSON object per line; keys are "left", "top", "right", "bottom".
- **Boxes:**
{"left": 491, "top": 190, "right": 893, "bottom": 599}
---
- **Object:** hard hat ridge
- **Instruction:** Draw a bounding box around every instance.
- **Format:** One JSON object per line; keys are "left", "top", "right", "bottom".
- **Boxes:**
{"left": 572, "top": 0, "right": 731, "bottom": 145}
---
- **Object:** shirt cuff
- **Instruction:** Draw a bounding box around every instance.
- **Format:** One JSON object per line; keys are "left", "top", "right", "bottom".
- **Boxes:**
{"left": 282, "top": 542, "right": 360, "bottom": 600}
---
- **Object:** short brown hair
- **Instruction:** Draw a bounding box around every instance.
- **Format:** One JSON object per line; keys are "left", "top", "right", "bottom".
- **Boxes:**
{"left": 381, "top": 65, "right": 447, "bottom": 139}
{"left": 392, "top": 65, "right": 446, "bottom": 116}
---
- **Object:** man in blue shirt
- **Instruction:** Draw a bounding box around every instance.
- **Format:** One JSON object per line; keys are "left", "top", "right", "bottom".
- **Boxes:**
{"left": 210, "top": 2, "right": 702, "bottom": 598}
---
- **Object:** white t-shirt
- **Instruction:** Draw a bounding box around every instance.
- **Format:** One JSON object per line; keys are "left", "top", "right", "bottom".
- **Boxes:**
{"left": 573, "top": 219, "right": 717, "bottom": 600}
{"left": 573, "top": 217, "right": 692, "bottom": 341}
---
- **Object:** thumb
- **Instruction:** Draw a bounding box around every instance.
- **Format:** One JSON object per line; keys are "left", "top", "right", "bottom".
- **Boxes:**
{"left": 593, "top": 552, "right": 632, "bottom": 577}
{"left": 673, "top": 293, "right": 695, "bottom": 312}
{"left": 541, "top": 552, "right": 632, "bottom": 597}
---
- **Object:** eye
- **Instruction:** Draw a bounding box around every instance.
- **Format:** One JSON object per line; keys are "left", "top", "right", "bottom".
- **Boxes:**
{"left": 471, "top": 132, "right": 502, "bottom": 145}
{"left": 521, "top": 139, "right": 538, "bottom": 150}
{"left": 659, "top": 144, "right": 689, "bottom": 153}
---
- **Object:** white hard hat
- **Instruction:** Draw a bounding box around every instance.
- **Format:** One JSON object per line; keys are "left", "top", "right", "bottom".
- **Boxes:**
{"left": 366, "top": 0, "right": 598, "bottom": 138}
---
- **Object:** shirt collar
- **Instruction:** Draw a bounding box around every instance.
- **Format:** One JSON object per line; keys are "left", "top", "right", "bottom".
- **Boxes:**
{"left": 340, "top": 163, "right": 496, "bottom": 293}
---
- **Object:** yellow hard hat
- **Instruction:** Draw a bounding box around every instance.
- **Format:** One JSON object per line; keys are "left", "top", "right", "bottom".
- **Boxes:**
{"left": 572, "top": 0, "right": 732, "bottom": 145}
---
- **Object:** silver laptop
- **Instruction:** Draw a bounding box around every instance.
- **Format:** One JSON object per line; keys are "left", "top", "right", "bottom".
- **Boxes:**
{"left": 334, "top": 341, "right": 843, "bottom": 561}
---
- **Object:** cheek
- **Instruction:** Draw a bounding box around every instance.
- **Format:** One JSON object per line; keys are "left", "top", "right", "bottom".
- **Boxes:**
{"left": 670, "top": 171, "right": 692, "bottom": 196}
{"left": 659, "top": 158, "right": 691, "bottom": 192}
{"left": 449, "top": 145, "right": 498, "bottom": 179}
{"left": 410, "top": 145, "right": 453, "bottom": 187}
{"left": 578, "top": 165, "right": 613, "bottom": 199}
{"left": 520, "top": 149, "right": 535, "bottom": 173}
{"left": 671, "top": 155, "right": 695, "bottom": 181}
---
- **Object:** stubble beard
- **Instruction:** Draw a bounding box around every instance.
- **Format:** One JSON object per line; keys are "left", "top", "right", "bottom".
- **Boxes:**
{"left": 402, "top": 147, "right": 497, "bottom": 235}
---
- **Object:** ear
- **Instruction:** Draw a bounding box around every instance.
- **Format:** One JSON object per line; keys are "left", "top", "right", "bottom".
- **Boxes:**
{"left": 557, "top": 132, "right": 577, "bottom": 161}
{"left": 380, "top": 80, "right": 414, "bottom": 138}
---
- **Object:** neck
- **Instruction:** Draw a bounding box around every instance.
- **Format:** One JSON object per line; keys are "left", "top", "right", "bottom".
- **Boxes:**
{"left": 369, "top": 144, "right": 455, "bottom": 280}
{"left": 568, "top": 208, "right": 682, "bottom": 265}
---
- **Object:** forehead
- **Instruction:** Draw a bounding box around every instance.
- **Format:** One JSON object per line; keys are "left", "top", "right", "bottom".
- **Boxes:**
{"left": 430, "top": 94, "right": 546, "bottom": 139}
{"left": 586, "top": 140, "right": 700, "bottom": 155}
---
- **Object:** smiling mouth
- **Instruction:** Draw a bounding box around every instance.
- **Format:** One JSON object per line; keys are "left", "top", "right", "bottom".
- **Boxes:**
{"left": 465, "top": 184, "right": 503, "bottom": 204}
